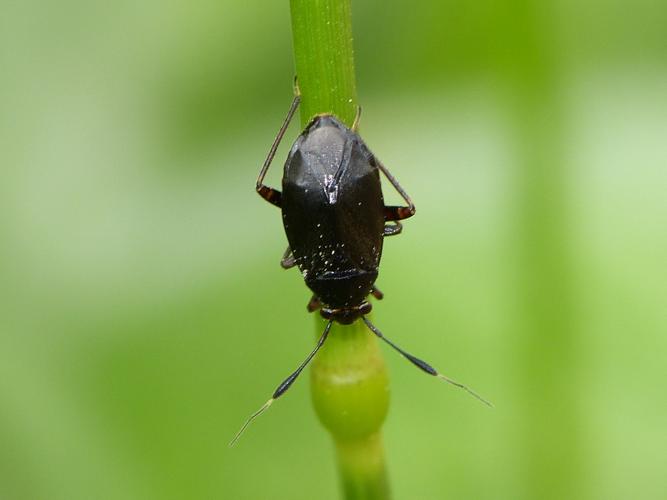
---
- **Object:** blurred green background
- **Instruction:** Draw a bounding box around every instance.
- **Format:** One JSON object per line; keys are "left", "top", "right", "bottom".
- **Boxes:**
{"left": 1, "top": 1, "right": 666, "bottom": 499}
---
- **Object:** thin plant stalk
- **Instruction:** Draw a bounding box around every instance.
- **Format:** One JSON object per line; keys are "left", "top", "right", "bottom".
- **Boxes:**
{"left": 290, "top": 1, "right": 392, "bottom": 499}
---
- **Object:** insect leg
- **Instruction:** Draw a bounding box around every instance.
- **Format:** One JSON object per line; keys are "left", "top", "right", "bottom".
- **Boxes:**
{"left": 306, "top": 295, "right": 321, "bottom": 312}
{"left": 370, "top": 286, "right": 384, "bottom": 300}
{"left": 255, "top": 92, "right": 301, "bottom": 208}
{"left": 383, "top": 221, "right": 403, "bottom": 236}
{"left": 361, "top": 317, "right": 492, "bottom": 407}
{"left": 230, "top": 320, "right": 333, "bottom": 446}
{"left": 280, "top": 246, "right": 296, "bottom": 269}
{"left": 375, "top": 157, "right": 416, "bottom": 221}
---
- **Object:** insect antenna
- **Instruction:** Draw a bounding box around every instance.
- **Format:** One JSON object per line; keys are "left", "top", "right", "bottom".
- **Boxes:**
{"left": 229, "top": 319, "right": 334, "bottom": 446}
{"left": 361, "top": 317, "right": 493, "bottom": 407}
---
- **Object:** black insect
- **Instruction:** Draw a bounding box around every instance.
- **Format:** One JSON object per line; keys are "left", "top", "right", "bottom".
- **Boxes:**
{"left": 231, "top": 90, "right": 490, "bottom": 445}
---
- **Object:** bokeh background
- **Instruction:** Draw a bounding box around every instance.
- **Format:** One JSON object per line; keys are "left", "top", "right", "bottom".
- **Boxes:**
{"left": 1, "top": 1, "right": 666, "bottom": 499}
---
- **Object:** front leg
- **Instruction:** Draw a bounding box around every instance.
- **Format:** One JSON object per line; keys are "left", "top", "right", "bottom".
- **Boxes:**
{"left": 376, "top": 157, "right": 416, "bottom": 221}
{"left": 255, "top": 93, "right": 301, "bottom": 208}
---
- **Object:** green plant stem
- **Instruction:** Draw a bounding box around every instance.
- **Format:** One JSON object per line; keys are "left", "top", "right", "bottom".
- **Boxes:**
{"left": 335, "top": 433, "right": 390, "bottom": 499}
{"left": 290, "top": 2, "right": 391, "bottom": 499}
{"left": 290, "top": 0, "right": 357, "bottom": 127}
{"left": 310, "top": 317, "right": 390, "bottom": 500}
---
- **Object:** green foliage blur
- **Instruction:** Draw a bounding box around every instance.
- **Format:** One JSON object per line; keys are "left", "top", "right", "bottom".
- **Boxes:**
{"left": 1, "top": 1, "right": 666, "bottom": 499}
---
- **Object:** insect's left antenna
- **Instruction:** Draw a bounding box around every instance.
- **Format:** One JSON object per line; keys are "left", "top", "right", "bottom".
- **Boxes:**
{"left": 362, "top": 317, "right": 493, "bottom": 407}
{"left": 229, "top": 319, "right": 334, "bottom": 446}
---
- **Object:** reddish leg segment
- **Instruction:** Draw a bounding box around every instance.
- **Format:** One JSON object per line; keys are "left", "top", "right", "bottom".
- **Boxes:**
{"left": 255, "top": 93, "right": 301, "bottom": 208}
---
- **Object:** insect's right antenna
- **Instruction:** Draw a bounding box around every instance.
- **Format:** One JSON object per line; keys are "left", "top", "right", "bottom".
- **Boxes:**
{"left": 229, "top": 319, "right": 334, "bottom": 446}
{"left": 361, "top": 317, "right": 493, "bottom": 407}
